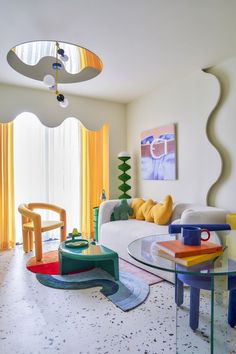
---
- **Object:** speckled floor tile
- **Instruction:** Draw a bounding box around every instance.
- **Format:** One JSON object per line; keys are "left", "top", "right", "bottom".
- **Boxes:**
{"left": 0, "top": 242, "right": 235, "bottom": 354}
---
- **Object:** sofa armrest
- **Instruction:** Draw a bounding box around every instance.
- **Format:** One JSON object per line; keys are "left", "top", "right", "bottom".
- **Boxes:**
{"left": 180, "top": 208, "right": 228, "bottom": 224}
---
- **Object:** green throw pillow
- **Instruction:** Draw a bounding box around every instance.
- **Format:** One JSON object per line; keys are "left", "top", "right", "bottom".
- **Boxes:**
{"left": 110, "top": 199, "right": 133, "bottom": 221}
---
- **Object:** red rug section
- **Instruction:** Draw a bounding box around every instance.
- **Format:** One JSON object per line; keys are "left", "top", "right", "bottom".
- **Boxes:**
{"left": 26, "top": 250, "right": 93, "bottom": 275}
{"left": 27, "top": 261, "right": 60, "bottom": 275}
{"left": 26, "top": 250, "right": 60, "bottom": 275}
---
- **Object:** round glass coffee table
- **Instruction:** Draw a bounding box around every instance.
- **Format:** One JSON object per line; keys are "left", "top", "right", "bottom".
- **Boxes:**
{"left": 128, "top": 230, "right": 236, "bottom": 354}
{"left": 59, "top": 241, "right": 119, "bottom": 280}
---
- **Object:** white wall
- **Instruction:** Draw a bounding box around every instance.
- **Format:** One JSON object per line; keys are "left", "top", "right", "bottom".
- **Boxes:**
{"left": 0, "top": 83, "right": 126, "bottom": 198}
{"left": 126, "top": 70, "right": 222, "bottom": 206}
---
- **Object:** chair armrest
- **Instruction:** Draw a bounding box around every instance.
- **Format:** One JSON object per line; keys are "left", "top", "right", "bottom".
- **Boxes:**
{"left": 28, "top": 202, "right": 66, "bottom": 223}
{"left": 18, "top": 203, "right": 41, "bottom": 221}
{"left": 28, "top": 202, "right": 64, "bottom": 214}
{"left": 27, "top": 203, "right": 66, "bottom": 230}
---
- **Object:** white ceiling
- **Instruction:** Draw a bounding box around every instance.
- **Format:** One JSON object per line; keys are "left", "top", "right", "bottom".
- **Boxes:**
{"left": 1, "top": 0, "right": 236, "bottom": 103}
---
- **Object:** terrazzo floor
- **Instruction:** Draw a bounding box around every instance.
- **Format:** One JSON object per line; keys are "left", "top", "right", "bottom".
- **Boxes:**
{"left": 0, "top": 242, "right": 236, "bottom": 354}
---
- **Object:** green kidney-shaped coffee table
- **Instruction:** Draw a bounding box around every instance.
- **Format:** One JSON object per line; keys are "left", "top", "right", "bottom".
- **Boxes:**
{"left": 58, "top": 241, "right": 119, "bottom": 280}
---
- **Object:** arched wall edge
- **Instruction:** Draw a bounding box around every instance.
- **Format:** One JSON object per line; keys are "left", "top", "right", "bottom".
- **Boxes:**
{"left": 0, "top": 82, "right": 127, "bottom": 199}
{"left": 203, "top": 69, "right": 223, "bottom": 206}
{"left": 0, "top": 82, "right": 111, "bottom": 131}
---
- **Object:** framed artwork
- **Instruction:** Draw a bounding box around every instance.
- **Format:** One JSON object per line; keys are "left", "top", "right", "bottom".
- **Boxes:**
{"left": 141, "top": 123, "right": 176, "bottom": 180}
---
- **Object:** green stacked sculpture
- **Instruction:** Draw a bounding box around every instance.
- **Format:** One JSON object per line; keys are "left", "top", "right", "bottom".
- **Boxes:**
{"left": 118, "top": 152, "right": 131, "bottom": 199}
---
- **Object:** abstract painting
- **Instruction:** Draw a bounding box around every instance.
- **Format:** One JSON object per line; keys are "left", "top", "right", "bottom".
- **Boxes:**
{"left": 141, "top": 124, "right": 176, "bottom": 180}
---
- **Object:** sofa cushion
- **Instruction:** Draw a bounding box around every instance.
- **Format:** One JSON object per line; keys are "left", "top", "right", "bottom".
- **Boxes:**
{"left": 151, "top": 195, "right": 173, "bottom": 225}
{"left": 141, "top": 199, "right": 156, "bottom": 222}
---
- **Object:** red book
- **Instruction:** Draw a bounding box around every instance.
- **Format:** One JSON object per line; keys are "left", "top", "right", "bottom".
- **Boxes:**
{"left": 156, "top": 239, "right": 222, "bottom": 258}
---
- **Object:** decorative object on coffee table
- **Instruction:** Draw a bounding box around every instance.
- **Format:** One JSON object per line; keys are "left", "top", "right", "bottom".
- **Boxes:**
{"left": 68, "top": 228, "right": 82, "bottom": 239}
{"left": 64, "top": 239, "right": 89, "bottom": 248}
{"left": 118, "top": 151, "right": 131, "bottom": 199}
{"left": 65, "top": 228, "right": 87, "bottom": 247}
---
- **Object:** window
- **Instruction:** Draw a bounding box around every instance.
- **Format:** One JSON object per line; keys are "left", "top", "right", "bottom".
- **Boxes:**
{"left": 14, "top": 113, "right": 81, "bottom": 243}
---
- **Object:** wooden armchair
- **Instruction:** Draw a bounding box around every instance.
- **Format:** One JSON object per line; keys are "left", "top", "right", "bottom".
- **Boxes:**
{"left": 18, "top": 202, "right": 66, "bottom": 261}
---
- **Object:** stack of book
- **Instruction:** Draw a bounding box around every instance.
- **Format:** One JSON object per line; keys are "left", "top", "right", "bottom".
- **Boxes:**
{"left": 156, "top": 239, "right": 223, "bottom": 267}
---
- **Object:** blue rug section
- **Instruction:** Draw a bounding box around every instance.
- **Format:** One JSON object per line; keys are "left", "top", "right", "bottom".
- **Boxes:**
{"left": 36, "top": 268, "right": 149, "bottom": 311}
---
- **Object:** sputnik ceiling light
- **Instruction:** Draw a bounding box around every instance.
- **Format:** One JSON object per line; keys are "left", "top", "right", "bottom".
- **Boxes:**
{"left": 7, "top": 40, "right": 103, "bottom": 108}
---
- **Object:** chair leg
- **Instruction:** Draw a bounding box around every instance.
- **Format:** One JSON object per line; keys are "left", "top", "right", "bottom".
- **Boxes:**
{"left": 60, "top": 209, "right": 66, "bottom": 242}
{"left": 60, "top": 226, "right": 66, "bottom": 242}
{"left": 29, "top": 231, "right": 33, "bottom": 251}
{"left": 228, "top": 289, "right": 236, "bottom": 328}
{"left": 34, "top": 230, "right": 42, "bottom": 262}
{"left": 22, "top": 229, "right": 29, "bottom": 253}
{"left": 175, "top": 275, "right": 184, "bottom": 306}
{"left": 190, "top": 287, "right": 200, "bottom": 330}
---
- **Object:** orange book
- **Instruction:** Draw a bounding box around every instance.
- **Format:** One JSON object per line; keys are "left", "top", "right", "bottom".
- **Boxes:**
{"left": 156, "top": 239, "right": 222, "bottom": 258}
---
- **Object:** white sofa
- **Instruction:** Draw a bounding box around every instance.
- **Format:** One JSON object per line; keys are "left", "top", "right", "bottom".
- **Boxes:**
{"left": 98, "top": 199, "right": 228, "bottom": 283}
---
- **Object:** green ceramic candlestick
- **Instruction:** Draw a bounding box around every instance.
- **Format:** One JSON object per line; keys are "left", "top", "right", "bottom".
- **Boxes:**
{"left": 118, "top": 152, "right": 131, "bottom": 199}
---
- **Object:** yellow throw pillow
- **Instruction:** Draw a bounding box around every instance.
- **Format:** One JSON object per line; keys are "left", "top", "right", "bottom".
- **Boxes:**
{"left": 131, "top": 198, "right": 145, "bottom": 220}
{"left": 141, "top": 199, "right": 156, "bottom": 222}
{"left": 151, "top": 195, "right": 173, "bottom": 225}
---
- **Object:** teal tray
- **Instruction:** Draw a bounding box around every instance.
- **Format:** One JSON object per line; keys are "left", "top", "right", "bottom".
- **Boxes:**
{"left": 65, "top": 239, "right": 89, "bottom": 248}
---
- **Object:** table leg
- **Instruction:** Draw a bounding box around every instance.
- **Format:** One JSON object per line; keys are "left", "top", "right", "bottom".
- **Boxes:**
{"left": 59, "top": 251, "right": 94, "bottom": 275}
{"left": 210, "top": 275, "right": 228, "bottom": 354}
{"left": 175, "top": 273, "right": 228, "bottom": 354}
{"left": 97, "top": 255, "right": 119, "bottom": 280}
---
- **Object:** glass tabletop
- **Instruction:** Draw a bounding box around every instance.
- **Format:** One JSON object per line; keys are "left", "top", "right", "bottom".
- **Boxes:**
{"left": 127, "top": 230, "right": 236, "bottom": 277}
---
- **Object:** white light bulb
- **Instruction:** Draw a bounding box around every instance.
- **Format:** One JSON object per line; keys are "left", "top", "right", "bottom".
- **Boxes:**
{"left": 59, "top": 98, "right": 69, "bottom": 108}
{"left": 43, "top": 74, "right": 55, "bottom": 87}
{"left": 49, "top": 84, "right": 56, "bottom": 91}
{"left": 60, "top": 54, "right": 69, "bottom": 62}
{"left": 118, "top": 151, "right": 130, "bottom": 158}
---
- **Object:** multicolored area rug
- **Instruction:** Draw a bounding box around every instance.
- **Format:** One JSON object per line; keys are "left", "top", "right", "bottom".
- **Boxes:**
{"left": 27, "top": 250, "right": 163, "bottom": 311}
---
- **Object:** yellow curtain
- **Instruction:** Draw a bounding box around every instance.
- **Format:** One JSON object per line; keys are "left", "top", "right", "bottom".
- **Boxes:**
{"left": 0, "top": 122, "right": 15, "bottom": 249}
{"left": 80, "top": 123, "right": 109, "bottom": 238}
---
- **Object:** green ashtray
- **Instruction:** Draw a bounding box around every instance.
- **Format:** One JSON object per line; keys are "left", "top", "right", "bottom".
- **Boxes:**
{"left": 65, "top": 239, "right": 89, "bottom": 248}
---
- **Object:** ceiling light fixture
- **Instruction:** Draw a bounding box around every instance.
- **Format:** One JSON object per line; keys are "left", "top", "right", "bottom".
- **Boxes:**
{"left": 7, "top": 40, "right": 103, "bottom": 108}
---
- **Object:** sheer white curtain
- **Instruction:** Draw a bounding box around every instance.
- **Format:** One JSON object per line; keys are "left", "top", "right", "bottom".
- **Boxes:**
{"left": 14, "top": 113, "right": 81, "bottom": 243}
